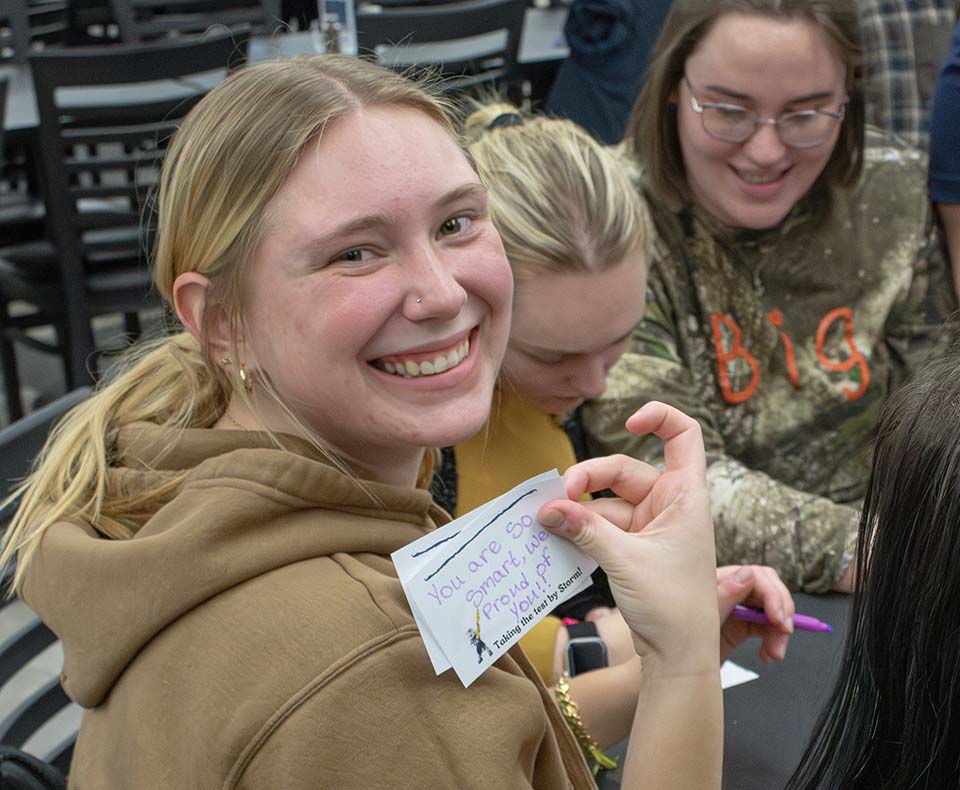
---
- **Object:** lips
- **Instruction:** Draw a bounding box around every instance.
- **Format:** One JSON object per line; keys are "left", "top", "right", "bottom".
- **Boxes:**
{"left": 372, "top": 333, "right": 472, "bottom": 378}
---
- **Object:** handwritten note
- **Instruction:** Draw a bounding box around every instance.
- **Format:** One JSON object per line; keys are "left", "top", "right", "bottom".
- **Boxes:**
{"left": 394, "top": 470, "right": 598, "bottom": 687}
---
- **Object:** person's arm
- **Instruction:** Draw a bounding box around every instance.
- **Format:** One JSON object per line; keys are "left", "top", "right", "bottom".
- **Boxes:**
{"left": 937, "top": 203, "right": 960, "bottom": 299}
{"left": 554, "top": 563, "right": 794, "bottom": 748}
{"left": 540, "top": 402, "right": 724, "bottom": 790}
{"left": 582, "top": 266, "right": 858, "bottom": 593}
{"left": 930, "top": 19, "right": 960, "bottom": 300}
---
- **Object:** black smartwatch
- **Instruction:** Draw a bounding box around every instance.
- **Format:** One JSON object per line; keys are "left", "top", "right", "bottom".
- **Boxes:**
{"left": 565, "top": 622, "right": 609, "bottom": 676}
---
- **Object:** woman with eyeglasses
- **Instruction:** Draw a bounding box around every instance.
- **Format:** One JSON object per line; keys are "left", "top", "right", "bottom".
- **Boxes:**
{"left": 583, "top": 0, "right": 958, "bottom": 594}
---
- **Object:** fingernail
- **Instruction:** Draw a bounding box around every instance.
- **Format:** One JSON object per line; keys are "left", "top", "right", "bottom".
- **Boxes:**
{"left": 784, "top": 616, "right": 794, "bottom": 634}
{"left": 733, "top": 566, "right": 752, "bottom": 583}
{"left": 540, "top": 509, "right": 565, "bottom": 529}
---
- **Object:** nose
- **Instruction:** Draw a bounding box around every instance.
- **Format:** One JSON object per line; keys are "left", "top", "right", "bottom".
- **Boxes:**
{"left": 741, "top": 121, "right": 788, "bottom": 167}
{"left": 566, "top": 356, "right": 609, "bottom": 400}
{"left": 404, "top": 244, "right": 468, "bottom": 320}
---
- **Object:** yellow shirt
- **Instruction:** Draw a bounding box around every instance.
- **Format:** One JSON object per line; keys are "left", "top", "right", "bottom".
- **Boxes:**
{"left": 454, "top": 389, "right": 579, "bottom": 517}
{"left": 453, "top": 389, "right": 580, "bottom": 683}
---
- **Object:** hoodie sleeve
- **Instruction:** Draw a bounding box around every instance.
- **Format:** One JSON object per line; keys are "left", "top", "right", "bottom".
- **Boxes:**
{"left": 229, "top": 631, "right": 593, "bottom": 790}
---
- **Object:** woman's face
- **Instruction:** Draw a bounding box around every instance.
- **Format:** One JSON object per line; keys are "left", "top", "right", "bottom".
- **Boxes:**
{"left": 676, "top": 13, "right": 847, "bottom": 230}
{"left": 243, "top": 106, "right": 513, "bottom": 484}
{"left": 501, "top": 250, "right": 647, "bottom": 416}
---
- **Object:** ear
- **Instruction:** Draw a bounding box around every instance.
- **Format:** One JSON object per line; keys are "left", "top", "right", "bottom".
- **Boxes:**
{"left": 172, "top": 272, "right": 232, "bottom": 363}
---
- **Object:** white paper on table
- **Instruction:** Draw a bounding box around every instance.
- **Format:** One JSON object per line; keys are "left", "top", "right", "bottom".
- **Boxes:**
{"left": 395, "top": 469, "right": 597, "bottom": 687}
{"left": 720, "top": 660, "right": 759, "bottom": 689}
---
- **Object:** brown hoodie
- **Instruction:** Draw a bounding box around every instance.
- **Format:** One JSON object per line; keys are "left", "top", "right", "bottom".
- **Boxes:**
{"left": 21, "top": 424, "right": 595, "bottom": 789}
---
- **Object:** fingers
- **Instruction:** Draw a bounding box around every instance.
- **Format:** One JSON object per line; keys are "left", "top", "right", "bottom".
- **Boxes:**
{"left": 562, "top": 455, "right": 661, "bottom": 505}
{"left": 716, "top": 566, "right": 757, "bottom": 622}
{"left": 580, "top": 497, "right": 652, "bottom": 533}
{"left": 625, "top": 401, "right": 707, "bottom": 476}
{"left": 716, "top": 565, "right": 794, "bottom": 663}
{"left": 716, "top": 565, "right": 794, "bottom": 630}
{"left": 538, "top": 499, "right": 632, "bottom": 570}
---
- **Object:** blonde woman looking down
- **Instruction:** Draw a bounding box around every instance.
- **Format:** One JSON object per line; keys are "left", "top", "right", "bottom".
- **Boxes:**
{"left": 0, "top": 58, "right": 722, "bottom": 789}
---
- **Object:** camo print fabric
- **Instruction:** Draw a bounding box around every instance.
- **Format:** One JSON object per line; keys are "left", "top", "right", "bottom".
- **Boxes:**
{"left": 584, "top": 128, "right": 958, "bottom": 592}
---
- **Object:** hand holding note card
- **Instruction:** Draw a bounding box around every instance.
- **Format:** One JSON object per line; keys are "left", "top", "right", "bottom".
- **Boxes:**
{"left": 393, "top": 470, "right": 598, "bottom": 687}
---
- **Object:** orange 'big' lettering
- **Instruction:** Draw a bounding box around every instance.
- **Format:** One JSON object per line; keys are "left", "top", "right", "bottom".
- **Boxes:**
{"left": 815, "top": 307, "right": 870, "bottom": 401}
{"left": 711, "top": 313, "right": 760, "bottom": 404}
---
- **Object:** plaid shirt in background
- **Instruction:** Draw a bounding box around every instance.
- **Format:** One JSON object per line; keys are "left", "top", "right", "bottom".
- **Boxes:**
{"left": 857, "top": 0, "right": 959, "bottom": 149}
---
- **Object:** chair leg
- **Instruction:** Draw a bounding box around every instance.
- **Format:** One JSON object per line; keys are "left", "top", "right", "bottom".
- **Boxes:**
{"left": 0, "top": 333, "right": 23, "bottom": 423}
{"left": 63, "top": 306, "right": 96, "bottom": 387}
{"left": 123, "top": 311, "right": 141, "bottom": 340}
{"left": 54, "top": 321, "right": 75, "bottom": 391}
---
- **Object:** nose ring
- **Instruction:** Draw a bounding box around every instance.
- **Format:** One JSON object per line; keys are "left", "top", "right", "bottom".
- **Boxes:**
{"left": 415, "top": 296, "right": 422, "bottom": 303}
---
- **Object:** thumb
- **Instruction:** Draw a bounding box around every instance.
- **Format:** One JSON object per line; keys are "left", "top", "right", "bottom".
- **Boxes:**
{"left": 538, "top": 499, "right": 628, "bottom": 570}
{"left": 716, "top": 566, "right": 755, "bottom": 622}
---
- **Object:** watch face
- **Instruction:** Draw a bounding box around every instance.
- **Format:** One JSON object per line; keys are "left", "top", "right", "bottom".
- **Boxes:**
{"left": 567, "top": 638, "right": 609, "bottom": 676}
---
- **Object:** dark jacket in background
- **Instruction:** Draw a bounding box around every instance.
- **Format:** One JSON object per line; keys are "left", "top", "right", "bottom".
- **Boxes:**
{"left": 545, "top": 0, "right": 670, "bottom": 143}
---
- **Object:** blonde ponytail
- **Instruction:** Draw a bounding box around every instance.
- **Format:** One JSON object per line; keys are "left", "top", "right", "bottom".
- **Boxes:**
{"left": 0, "top": 332, "right": 227, "bottom": 592}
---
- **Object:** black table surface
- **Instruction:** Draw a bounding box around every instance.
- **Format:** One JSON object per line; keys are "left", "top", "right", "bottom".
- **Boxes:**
{"left": 597, "top": 592, "right": 851, "bottom": 790}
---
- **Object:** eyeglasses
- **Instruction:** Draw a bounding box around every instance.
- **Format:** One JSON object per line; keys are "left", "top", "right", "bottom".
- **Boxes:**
{"left": 683, "top": 77, "right": 846, "bottom": 149}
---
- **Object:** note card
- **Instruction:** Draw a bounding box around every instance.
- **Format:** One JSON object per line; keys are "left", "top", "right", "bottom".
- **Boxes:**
{"left": 394, "top": 470, "right": 598, "bottom": 687}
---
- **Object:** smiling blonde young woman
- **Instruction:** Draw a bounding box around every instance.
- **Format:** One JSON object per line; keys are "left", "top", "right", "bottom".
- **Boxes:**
{"left": 584, "top": 0, "right": 958, "bottom": 595}
{"left": 0, "top": 56, "right": 724, "bottom": 789}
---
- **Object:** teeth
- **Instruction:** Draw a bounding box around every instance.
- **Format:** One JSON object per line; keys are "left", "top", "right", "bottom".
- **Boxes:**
{"left": 376, "top": 338, "right": 471, "bottom": 378}
{"left": 740, "top": 171, "right": 781, "bottom": 184}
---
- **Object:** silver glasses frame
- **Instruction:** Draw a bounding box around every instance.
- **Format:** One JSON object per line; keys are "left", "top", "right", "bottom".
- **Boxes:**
{"left": 683, "top": 77, "right": 846, "bottom": 149}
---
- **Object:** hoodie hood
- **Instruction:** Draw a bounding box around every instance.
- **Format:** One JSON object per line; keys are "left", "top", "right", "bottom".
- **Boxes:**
{"left": 21, "top": 423, "right": 444, "bottom": 708}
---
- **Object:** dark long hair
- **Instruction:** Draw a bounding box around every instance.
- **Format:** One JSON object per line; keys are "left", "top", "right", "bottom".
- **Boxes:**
{"left": 787, "top": 348, "right": 960, "bottom": 789}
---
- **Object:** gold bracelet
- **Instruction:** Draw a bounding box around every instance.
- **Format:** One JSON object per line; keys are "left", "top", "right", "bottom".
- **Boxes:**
{"left": 554, "top": 674, "right": 618, "bottom": 774}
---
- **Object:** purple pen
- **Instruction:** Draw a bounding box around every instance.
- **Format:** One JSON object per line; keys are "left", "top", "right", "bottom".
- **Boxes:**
{"left": 732, "top": 604, "right": 832, "bottom": 633}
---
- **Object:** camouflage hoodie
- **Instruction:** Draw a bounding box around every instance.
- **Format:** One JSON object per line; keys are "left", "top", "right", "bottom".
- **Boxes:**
{"left": 583, "top": 128, "right": 958, "bottom": 592}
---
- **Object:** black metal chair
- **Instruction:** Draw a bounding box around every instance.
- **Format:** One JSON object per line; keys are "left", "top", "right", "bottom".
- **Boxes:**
{"left": 355, "top": 0, "right": 527, "bottom": 91}
{"left": 0, "top": 0, "right": 67, "bottom": 63}
{"left": 20, "top": 34, "right": 245, "bottom": 393}
{"left": 0, "top": 61, "right": 67, "bottom": 425}
{"left": 0, "top": 387, "right": 91, "bottom": 779}
{"left": 109, "top": 0, "right": 281, "bottom": 43}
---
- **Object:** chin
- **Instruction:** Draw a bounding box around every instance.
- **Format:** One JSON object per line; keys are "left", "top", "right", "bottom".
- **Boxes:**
{"left": 420, "top": 402, "right": 492, "bottom": 448}
{"left": 729, "top": 205, "right": 793, "bottom": 231}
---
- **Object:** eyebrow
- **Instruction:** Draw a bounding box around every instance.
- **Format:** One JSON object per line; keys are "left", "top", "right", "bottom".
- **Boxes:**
{"left": 297, "top": 182, "right": 488, "bottom": 255}
{"left": 701, "top": 84, "right": 836, "bottom": 104}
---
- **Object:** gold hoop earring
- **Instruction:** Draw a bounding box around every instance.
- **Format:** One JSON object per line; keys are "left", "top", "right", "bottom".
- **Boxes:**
{"left": 238, "top": 363, "right": 254, "bottom": 393}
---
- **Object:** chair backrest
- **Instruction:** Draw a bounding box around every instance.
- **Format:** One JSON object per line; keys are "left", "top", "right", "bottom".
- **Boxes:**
{"left": 0, "top": 387, "right": 91, "bottom": 777}
{"left": 0, "top": 386, "right": 91, "bottom": 504}
{"left": 0, "top": 78, "right": 7, "bottom": 154}
{"left": 0, "top": 1, "right": 32, "bottom": 63}
{"left": 355, "top": 0, "right": 527, "bottom": 90}
{"left": 0, "top": 0, "right": 67, "bottom": 64}
{"left": 29, "top": 35, "right": 245, "bottom": 385}
{"left": 109, "top": 0, "right": 281, "bottom": 43}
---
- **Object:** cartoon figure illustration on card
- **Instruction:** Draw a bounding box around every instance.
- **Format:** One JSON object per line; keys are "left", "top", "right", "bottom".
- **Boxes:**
{"left": 467, "top": 609, "right": 493, "bottom": 664}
